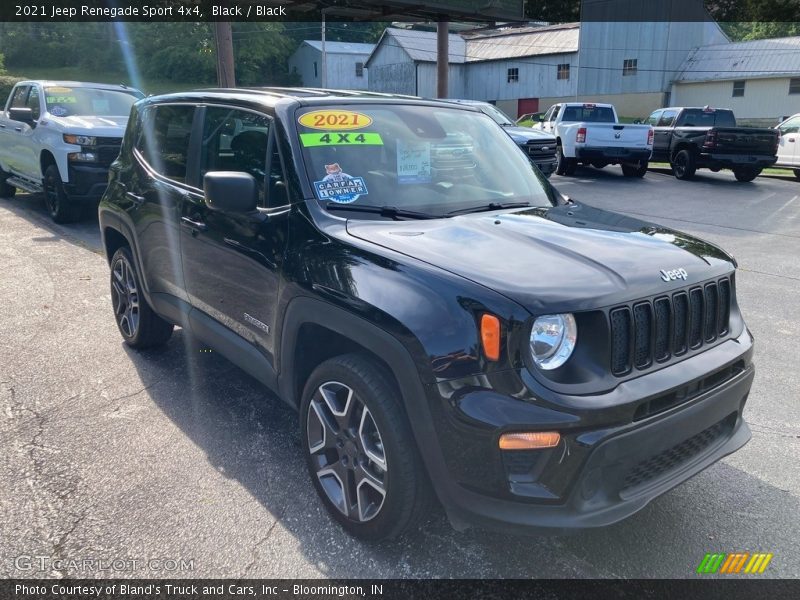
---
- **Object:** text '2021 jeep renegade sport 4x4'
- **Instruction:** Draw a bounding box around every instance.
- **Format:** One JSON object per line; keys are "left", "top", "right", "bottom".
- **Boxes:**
{"left": 99, "top": 89, "right": 754, "bottom": 540}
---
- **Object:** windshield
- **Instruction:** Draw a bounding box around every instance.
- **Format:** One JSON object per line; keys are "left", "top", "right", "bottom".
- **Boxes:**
{"left": 676, "top": 109, "right": 736, "bottom": 128}
{"left": 479, "top": 103, "right": 514, "bottom": 126}
{"left": 297, "top": 104, "right": 552, "bottom": 219}
{"left": 44, "top": 86, "right": 143, "bottom": 117}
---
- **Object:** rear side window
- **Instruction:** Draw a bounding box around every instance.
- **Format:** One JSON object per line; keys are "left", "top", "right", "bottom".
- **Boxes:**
{"left": 560, "top": 105, "right": 615, "bottom": 123}
{"left": 136, "top": 105, "right": 195, "bottom": 183}
{"left": 657, "top": 109, "right": 678, "bottom": 127}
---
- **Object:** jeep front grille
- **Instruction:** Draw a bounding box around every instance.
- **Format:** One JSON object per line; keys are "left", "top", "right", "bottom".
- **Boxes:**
{"left": 610, "top": 276, "right": 732, "bottom": 376}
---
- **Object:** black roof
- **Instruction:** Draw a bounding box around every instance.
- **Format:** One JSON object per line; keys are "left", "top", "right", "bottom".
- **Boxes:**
{"left": 142, "top": 87, "right": 482, "bottom": 112}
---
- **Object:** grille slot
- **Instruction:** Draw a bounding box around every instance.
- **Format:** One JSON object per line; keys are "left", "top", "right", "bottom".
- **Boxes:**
{"left": 610, "top": 308, "right": 632, "bottom": 375}
{"left": 653, "top": 297, "right": 671, "bottom": 362}
{"left": 622, "top": 413, "right": 736, "bottom": 491}
{"left": 633, "top": 303, "right": 653, "bottom": 369}
{"left": 609, "top": 277, "right": 732, "bottom": 376}
{"left": 689, "top": 287, "right": 704, "bottom": 349}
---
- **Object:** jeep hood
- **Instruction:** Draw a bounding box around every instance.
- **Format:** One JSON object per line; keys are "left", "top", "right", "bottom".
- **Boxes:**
{"left": 345, "top": 203, "right": 735, "bottom": 313}
{"left": 504, "top": 126, "right": 556, "bottom": 144}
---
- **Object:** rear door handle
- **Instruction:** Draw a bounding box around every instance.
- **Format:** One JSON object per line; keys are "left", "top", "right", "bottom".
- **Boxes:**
{"left": 789, "top": 138, "right": 796, "bottom": 142}
{"left": 14, "top": 127, "right": 22, "bottom": 132}
{"left": 181, "top": 216, "right": 207, "bottom": 232}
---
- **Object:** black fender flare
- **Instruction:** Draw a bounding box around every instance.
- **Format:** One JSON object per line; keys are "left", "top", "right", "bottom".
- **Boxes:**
{"left": 277, "top": 296, "right": 450, "bottom": 495}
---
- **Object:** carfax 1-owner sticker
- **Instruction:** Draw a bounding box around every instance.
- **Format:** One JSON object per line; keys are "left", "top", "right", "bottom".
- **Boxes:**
{"left": 313, "top": 163, "right": 368, "bottom": 204}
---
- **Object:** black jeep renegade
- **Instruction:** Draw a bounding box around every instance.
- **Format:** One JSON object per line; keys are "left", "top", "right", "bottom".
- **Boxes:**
{"left": 99, "top": 88, "right": 754, "bottom": 540}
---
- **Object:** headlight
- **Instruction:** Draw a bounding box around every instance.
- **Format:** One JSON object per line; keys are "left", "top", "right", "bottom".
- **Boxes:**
{"left": 529, "top": 313, "right": 577, "bottom": 370}
{"left": 63, "top": 134, "right": 96, "bottom": 146}
{"left": 67, "top": 151, "right": 98, "bottom": 162}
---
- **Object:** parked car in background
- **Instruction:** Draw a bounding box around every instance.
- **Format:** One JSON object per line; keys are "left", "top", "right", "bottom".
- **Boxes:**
{"left": 0, "top": 80, "right": 144, "bottom": 222}
{"left": 774, "top": 113, "right": 800, "bottom": 180}
{"left": 99, "top": 88, "right": 754, "bottom": 541}
{"left": 533, "top": 102, "right": 653, "bottom": 177}
{"left": 449, "top": 100, "right": 557, "bottom": 178}
{"left": 647, "top": 107, "right": 779, "bottom": 182}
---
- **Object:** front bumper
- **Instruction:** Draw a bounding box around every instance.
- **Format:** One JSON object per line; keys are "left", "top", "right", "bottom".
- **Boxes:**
{"left": 64, "top": 164, "right": 111, "bottom": 201}
{"left": 422, "top": 330, "right": 754, "bottom": 533}
{"left": 575, "top": 146, "right": 651, "bottom": 163}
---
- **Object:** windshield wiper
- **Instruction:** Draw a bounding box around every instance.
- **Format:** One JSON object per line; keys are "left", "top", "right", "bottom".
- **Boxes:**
{"left": 325, "top": 203, "right": 439, "bottom": 220}
{"left": 448, "top": 201, "right": 531, "bottom": 216}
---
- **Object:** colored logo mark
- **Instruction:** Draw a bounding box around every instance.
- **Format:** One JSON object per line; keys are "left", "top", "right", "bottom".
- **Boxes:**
{"left": 697, "top": 552, "right": 773, "bottom": 574}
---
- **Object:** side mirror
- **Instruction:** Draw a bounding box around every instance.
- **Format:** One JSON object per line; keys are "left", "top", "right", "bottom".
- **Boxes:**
{"left": 204, "top": 171, "right": 258, "bottom": 213}
{"left": 538, "top": 114, "right": 545, "bottom": 122}
{"left": 8, "top": 107, "right": 35, "bottom": 126}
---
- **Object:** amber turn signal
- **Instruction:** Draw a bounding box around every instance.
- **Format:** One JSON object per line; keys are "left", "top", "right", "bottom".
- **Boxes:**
{"left": 499, "top": 431, "right": 561, "bottom": 450}
{"left": 480, "top": 313, "right": 501, "bottom": 361}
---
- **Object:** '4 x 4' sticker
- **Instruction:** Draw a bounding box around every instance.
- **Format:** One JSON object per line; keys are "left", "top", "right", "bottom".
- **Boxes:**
{"left": 313, "top": 163, "right": 368, "bottom": 204}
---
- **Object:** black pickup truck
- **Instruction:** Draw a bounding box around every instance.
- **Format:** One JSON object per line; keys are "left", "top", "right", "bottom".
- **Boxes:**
{"left": 647, "top": 107, "right": 778, "bottom": 182}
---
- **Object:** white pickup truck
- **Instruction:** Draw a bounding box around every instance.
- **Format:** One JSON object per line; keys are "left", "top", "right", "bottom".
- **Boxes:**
{"left": 0, "top": 80, "right": 143, "bottom": 222}
{"left": 533, "top": 102, "right": 653, "bottom": 177}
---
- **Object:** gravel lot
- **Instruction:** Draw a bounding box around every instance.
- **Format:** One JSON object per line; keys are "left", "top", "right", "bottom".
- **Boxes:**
{"left": 1, "top": 165, "right": 798, "bottom": 578}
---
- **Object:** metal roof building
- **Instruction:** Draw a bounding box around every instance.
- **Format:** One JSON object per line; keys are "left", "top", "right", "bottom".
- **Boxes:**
{"left": 671, "top": 36, "right": 800, "bottom": 124}
{"left": 289, "top": 40, "right": 375, "bottom": 90}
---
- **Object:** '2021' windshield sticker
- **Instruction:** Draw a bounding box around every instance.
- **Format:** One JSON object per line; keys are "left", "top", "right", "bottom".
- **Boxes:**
{"left": 396, "top": 140, "right": 432, "bottom": 184}
{"left": 300, "top": 132, "right": 384, "bottom": 147}
{"left": 299, "top": 110, "right": 373, "bottom": 131}
{"left": 314, "top": 163, "right": 368, "bottom": 204}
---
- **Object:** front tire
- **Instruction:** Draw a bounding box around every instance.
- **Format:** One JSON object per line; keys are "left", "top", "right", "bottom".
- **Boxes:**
{"left": 110, "top": 247, "right": 173, "bottom": 349}
{"left": 793, "top": 168, "right": 800, "bottom": 181}
{"left": 733, "top": 167, "right": 761, "bottom": 182}
{"left": 301, "top": 354, "right": 432, "bottom": 541}
{"left": 43, "top": 164, "right": 76, "bottom": 223}
{"left": 671, "top": 149, "right": 696, "bottom": 180}
{"left": 621, "top": 160, "right": 648, "bottom": 178}
{"left": 555, "top": 144, "right": 577, "bottom": 176}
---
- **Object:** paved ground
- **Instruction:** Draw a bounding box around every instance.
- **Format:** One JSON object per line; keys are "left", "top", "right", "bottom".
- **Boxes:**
{"left": 1, "top": 166, "right": 799, "bottom": 579}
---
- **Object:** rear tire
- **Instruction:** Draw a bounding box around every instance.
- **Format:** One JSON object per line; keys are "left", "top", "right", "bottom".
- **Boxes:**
{"left": 43, "top": 164, "right": 77, "bottom": 223}
{"left": 555, "top": 144, "right": 577, "bottom": 176}
{"left": 733, "top": 167, "right": 761, "bottom": 182}
{"left": 0, "top": 165, "right": 16, "bottom": 198}
{"left": 300, "top": 353, "right": 433, "bottom": 541}
{"left": 621, "top": 160, "right": 648, "bottom": 178}
{"left": 110, "top": 246, "right": 173, "bottom": 349}
{"left": 671, "top": 149, "right": 696, "bottom": 180}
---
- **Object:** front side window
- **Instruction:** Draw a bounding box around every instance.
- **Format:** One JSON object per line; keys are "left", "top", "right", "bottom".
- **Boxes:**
{"left": 646, "top": 110, "right": 662, "bottom": 126}
{"left": 25, "top": 86, "right": 41, "bottom": 120}
{"left": 43, "top": 86, "right": 142, "bottom": 118}
{"left": 623, "top": 58, "right": 638, "bottom": 76}
{"left": 479, "top": 103, "right": 514, "bottom": 126}
{"left": 507, "top": 68, "right": 519, "bottom": 83}
{"left": 296, "top": 104, "right": 553, "bottom": 219}
{"left": 9, "top": 86, "right": 29, "bottom": 109}
{"left": 136, "top": 105, "right": 195, "bottom": 184}
{"left": 199, "top": 107, "right": 272, "bottom": 205}
{"left": 779, "top": 116, "right": 800, "bottom": 135}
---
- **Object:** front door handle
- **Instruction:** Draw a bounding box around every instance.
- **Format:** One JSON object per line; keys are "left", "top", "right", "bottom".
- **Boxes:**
{"left": 14, "top": 127, "right": 22, "bottom": 132}
{"left": 181, "top": 216, "right": 207, "bottom": 232}
{"left": 789, "top": 138, "right": 796, "bottom": 142}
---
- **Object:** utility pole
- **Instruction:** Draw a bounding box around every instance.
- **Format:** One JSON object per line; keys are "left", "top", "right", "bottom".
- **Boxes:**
{"left": 214, "top": 20, "right": 236, "bottom": 87}
{"left": 436, "top": 20, "right": 449, "bottom": 98}
{"left": 321, "top": 11, "right": 327, "bottom": 88}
